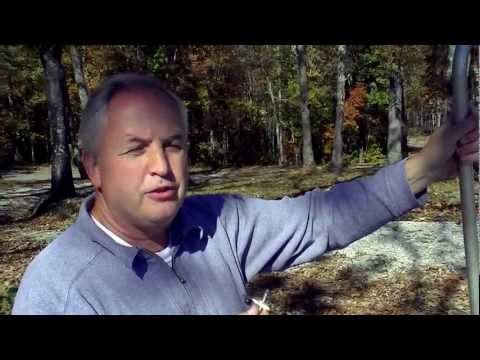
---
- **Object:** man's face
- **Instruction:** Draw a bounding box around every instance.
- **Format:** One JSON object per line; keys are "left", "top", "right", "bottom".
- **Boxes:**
{"left": 87, "top": 89, "right": 189, "bottom": 229}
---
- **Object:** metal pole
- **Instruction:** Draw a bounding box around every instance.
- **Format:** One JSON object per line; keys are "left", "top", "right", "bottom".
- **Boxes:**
{"left": 451, "top": 45, "right": 479, "bottom": 315}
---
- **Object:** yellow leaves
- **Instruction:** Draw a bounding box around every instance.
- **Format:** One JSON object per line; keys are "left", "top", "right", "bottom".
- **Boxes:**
{"left": 249, "top": 260, "right": 470, "bottom": 314}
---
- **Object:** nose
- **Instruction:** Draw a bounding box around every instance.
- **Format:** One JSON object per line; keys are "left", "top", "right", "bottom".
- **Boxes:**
{"left": 147, "top": 146, "right": 171, "bottom": 177}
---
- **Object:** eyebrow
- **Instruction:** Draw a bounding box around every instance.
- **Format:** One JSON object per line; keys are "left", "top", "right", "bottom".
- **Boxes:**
{"left": 124, "top": 133, "right": 185, "bottom": 144}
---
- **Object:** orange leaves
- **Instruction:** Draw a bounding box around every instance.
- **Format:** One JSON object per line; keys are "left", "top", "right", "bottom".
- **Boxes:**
{"left": 323, "top": 83, "right": 368, "bottom": 158}
{"left": 344, "top": 83, "right": 368, "bottom": 129}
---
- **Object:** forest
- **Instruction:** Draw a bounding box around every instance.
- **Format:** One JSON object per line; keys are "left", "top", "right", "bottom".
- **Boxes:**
{"left": 2, "top": 46, "right": 478, "bottom": 178}
{"left": 0, "top": 45, "right": 478, "bottom": 315}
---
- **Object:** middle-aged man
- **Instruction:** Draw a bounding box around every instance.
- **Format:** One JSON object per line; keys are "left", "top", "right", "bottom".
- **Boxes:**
{"left": 12, "top": 73, "right": 479, "bottom": 315}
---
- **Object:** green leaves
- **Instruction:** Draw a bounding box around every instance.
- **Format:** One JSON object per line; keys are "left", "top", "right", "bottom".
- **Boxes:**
{"left": 0, "top": 45, "right": 458, "bottom": 169}
{"left": 367, "top": 87, "right": 391, "bottom": 108}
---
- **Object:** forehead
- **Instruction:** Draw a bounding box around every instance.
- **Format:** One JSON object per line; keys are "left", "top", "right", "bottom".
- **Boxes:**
{"left": 105, "top": 88, "right": 185, "bottom": 136}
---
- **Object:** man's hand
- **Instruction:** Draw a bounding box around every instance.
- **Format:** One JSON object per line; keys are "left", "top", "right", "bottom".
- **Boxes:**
{"left": 406, "top": 110, "right": 479, "bottom": 194}
{"left": 238, "top": 302, "right": 270, "bottom": 315}
{"left": 239, "top": 304, "right": 261, "bottom": 315}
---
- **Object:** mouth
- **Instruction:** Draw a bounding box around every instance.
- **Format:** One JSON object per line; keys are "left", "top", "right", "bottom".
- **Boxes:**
{"left": 146, "top": 186, "right": 178, "bottom": 201}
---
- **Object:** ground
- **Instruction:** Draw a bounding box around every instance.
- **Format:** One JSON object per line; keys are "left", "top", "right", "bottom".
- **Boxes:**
{"left": 0, "top": 151, "right": 478, "bottom": 314}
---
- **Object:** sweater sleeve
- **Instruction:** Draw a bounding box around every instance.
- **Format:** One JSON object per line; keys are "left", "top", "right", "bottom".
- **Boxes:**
{"left": 220, "top": 159, "right": 427, "bottom": 281}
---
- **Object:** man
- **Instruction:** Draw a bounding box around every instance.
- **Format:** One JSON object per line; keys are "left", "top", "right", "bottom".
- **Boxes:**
{"left": 12, "top": 73, "right": 479, "bottom": 315}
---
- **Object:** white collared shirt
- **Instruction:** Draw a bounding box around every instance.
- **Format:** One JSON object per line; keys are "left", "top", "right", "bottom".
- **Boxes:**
{"left": 91, "top": 215, "right": 173, "bottom": 267}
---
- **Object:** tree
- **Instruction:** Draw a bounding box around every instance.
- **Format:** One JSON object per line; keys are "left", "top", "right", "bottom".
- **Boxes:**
{"left": 276, "top": 45, "right": 293, "bottom": 165}
{"left": 447, "top": 45, "right": 456, "bottom": 79}
{"left": 295, "top": 45, "right": 315, "bottom": 168}
{"left": 330, "top": 45, "right": 347, "bottom": 172}
{"left": 69, "top": 46, "right": 89, "bottom": 179}
{"left": 0, "top": 45, "right": 49, "bottom": 166}
{"left": 474, "top": 46, "right": 480, "bottom": 110}
{"left": 387, "top": 70, "right": 405, "bottom": 164}
{"left": 40, "top": 45, "right": 75, "bottom": 201}
{"left": 70, "top": 46, "right": 89, "bottom": 109}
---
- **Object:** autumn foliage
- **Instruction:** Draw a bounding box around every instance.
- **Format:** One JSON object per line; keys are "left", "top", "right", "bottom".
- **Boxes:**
{"left": 323, "top": 83, "right": 368, "bottom": 158}
{"left": 344, "top": 84, "right": 368, "bottom": 129}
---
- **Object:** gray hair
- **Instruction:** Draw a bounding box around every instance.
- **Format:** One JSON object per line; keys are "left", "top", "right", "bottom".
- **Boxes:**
{"left": 79, "top": 73, "right": 188, "bottom": 156}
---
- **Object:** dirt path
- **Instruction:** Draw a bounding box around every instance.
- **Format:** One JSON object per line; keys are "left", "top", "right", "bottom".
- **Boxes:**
{"left": 0, "top": 165, "right": 91, "bottom": 222}
{"left": 0, "top": 164, "right": 81, "bottom": 183}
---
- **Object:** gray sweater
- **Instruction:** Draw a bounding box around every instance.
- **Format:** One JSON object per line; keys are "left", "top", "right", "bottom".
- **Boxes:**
{"left": 12, "top": 159, "right": 426, "bottom": 315}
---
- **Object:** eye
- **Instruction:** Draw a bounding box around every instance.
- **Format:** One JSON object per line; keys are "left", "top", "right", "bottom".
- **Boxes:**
{"left": 125, "top": 146, "right": 146, "bottom": 156}
{"left": 166, "top": 142, "right": 184, "bottom": 152}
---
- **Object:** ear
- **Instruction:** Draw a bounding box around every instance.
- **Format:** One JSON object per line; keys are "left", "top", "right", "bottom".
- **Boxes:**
{"left": 82, "top": 151, "right": 102, "bottom": 190}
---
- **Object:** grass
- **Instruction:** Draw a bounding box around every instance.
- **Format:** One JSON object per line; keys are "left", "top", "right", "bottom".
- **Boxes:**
{"left": 188, "top": 164, "right": 381, "bottom": 199}
{"left": 0, "top": 283, "right": 17, "bottom": 314}
{"left": 0, "top": 161, "right": 475, "bottom": 314}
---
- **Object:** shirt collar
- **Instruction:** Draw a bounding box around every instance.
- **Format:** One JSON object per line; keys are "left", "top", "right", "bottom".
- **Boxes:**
{"left": 76, "top": 193, "right": 206, "bottom": 270}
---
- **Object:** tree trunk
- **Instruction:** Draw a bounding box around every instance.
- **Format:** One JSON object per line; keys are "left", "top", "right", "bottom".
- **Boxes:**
{"left": 69, "top": 45, "right": 89, "bottom": 179}
{"left": 136, "top": 45, "right": 146, "bottom": 71}
{"left": 447, "top": 45, "right": 456, "bottom": 80}
{"left": 387, "top": 71, "right": 406, "bottom": 164}
{"left": 436, "top": 99, "right": 443, "bottom": 128}
{"left": 291, "top": 130, "right": 300, "bottom": 166}
{"left": 14, "top": 142, "right": 22, "bottom": 163}
{"left": 295, "top": 45, "right": 315, "bottom": 168}
{"left": 419, "top": 105, "right": 424, "bottom": 129}
{"left": 278, "top": 45, "right": 290, "bottom": 166}
{"left": 30, "top": 135, "right": 36, "bottom": 164}
{"left": 209, "top": 129, "right": 215, "bottom": 161}
{"left": 358, "top": 115, "right": 368, "bottom": 164}
{"left": 164, "top": 46, "right": 177, "bottom": 82}
{"left": 400, "top": 77, "right": 408, "bottom": 159}
{"left": 469, "top": 47, "right": 479, "bottom": 110}
{"left": 267, "top": 78, "right": 278, "bottom": 162}
{"left": 70, "top": 46, "right": 89, "bottom": 110}
{"left": 27, "top": 117, "right": 35, "bottom": 164}
{"left": 476, "top": 46, "right": 480, "bottom": 109}
{"left": 443, "top": 45, "right": 456, "bottom": 126}
{"left": 40, "top": 45, "right": 75, "bottom": 200}
{"left": 477, "top": 46, "right": 480, "bottom": 170}
{"left": 222, "top": 128, "right": 229, "bottom": 166}
{"left": 330, "top": 45, "right": 346, "bottom": 173}
{"left": 277, "top": 89, "right": 285, "bottom": 165}
{"left": 22, "top": 103, "right": 36, "bottom": 164}
{"left": 267, "top": 112, "right": 274, "bottom": 160}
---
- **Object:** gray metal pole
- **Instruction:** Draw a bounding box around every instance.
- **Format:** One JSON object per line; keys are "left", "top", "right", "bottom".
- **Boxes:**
{"left": 451, "top": 45, "right": 479, "bottom": 315}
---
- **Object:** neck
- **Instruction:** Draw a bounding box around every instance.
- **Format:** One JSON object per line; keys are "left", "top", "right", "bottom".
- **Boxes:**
{"left": 90, "top": 193, "right": 169, "bottom": 253}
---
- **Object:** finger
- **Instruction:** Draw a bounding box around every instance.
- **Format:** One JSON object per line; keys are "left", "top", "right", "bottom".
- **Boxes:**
{"left": 457, "top": 142, "right": 478, "bottom": 157}
{"left": 457, "top": 152, "right": 478, "bottom": 164}
{"left": 456, "top": 147, "right": 479, "bottom": 165}
{"left": 457, "top": 137, "right": 479, "bottom": 152}
{"left": 239, "top": 304, "right": 260, "bottom": 315}
{"left": 460, "top": 129, "right": 479, "bottom": 145}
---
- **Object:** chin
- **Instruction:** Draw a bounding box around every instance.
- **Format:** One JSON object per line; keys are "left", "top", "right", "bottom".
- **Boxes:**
{"left": 145, "top": 205, "right": 179, "bottom": 223}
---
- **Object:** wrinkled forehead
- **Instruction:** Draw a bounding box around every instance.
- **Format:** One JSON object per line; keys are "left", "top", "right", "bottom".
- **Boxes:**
{"left": 105, "top": 87, "right": 186, "bottom": 133}
{"left": 108, "top": 86, "right": 179, "bottom": 114}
